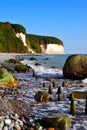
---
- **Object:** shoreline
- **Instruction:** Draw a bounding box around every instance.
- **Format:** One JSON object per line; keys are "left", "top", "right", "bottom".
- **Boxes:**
{"left": 0, "top": 53, "right": 27, "bottom": 64}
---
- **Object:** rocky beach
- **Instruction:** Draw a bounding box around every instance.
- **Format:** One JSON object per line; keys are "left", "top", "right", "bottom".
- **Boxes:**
{"left": 0, "top": 53, "right": 87, "bottom": 130}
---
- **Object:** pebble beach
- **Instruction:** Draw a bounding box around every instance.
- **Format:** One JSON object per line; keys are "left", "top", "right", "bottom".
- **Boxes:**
{"left": 0, "top": 53, "right": 87, "bottom": 130}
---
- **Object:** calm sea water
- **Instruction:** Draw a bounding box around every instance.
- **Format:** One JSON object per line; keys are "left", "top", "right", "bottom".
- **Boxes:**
{"left": 21, "top": 54, "right": 70, "bottom": 78}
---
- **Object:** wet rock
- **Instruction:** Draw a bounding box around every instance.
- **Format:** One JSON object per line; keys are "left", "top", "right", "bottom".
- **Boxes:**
{"left": 63, "top": 54, "right": 87, "bottom": 79}
{"left": 35, "top": 63, "right": 41, "bottom": 66}
{"left": 0, "top": 68, "right": 18, "bottom": 88}
{"left": 29, "top": 57, "right": 37, "bottom": 61}
{"left": 7, "top": 58, "right": 19, "bottom": 64}
{"left": 14, "top": 64, "right": 31, "bottom": 73}
{"left": 34, "top": 91, "right": 52, "bottom": 102}
{"left": 37, "top": 113, "right": 71, "bottom": 130}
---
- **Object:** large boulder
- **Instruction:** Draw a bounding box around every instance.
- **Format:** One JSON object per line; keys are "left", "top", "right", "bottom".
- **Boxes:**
{"left": 63, "top": 54, "right": 87, "bottom": 79}
{"left": 0, "top": 68, "right": 18, "bottom": 88}
{"left": 37, "top": 113, "right": 71, "bottom": 130}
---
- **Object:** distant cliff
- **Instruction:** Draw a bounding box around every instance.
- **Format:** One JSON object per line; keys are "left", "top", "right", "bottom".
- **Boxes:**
{"left": 0, "top": 22, "right": 64, "bottom": 54}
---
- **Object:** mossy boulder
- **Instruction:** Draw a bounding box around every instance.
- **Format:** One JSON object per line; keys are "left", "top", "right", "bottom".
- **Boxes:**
{"left": 34, "top": 91, "right": 51, "bottom": 102}
{"left": 0, "top": 68, "right": 18, "bottom": 88}
{"left": 37, "top": 113, "right": 71, "bottom": 130}
{"left": 14, "top": 63, "right": 31, "bottom": 73}
{"left": 7, "top": 58, "right": 19, "bottom": 64}
{"left": 63, "top": 54, "right": 87, "bottom": 79}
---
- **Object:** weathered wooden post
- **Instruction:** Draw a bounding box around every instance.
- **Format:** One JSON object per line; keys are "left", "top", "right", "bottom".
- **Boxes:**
{"left": 53, "top": 80, "right": 56, "bottom": 88}
{"left": 57, "top": 86, "right": 62, "bottom": 94}
{"left": 43, "top": 82, "right": 46, "bottom": 88}
{"left": 48, "top": 84, "right": 52, "bottom": 94}
{"left": 57, "top": 86, "right": 62, "bottom": 101}
{"left": 85, "top": 99, "right": 87, "bottom": 114}
{"left": 62, "top": 80, "right": 67, "bottom": 88}
{"left": 70, "top": 94, "right": 76, "bottom": 116}
{"left": 32, "top": 69, "right": 35, "bottom": 77}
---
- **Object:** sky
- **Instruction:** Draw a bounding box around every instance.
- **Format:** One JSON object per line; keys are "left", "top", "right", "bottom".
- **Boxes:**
{"left": 0, "top": 0, "right": 87, "bottom": 54}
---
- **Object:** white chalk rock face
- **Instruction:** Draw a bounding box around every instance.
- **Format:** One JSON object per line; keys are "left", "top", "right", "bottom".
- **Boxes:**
{"left": 16, "top": 32, "right": 27, "bottom": 46}
{"left": 46, "top": 44, "right": 64, "bottom": 54}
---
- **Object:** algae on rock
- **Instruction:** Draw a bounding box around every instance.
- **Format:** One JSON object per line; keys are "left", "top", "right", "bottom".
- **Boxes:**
{"left": 0, "top": 68, "right": 18, "bottom": 88}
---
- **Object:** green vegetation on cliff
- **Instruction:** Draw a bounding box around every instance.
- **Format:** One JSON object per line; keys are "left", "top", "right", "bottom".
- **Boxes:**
{"left": 0, "top": 22, "right": 27, "bottom": 53}
{"left": 26, "top": 34, "right": 63, "bottom": 53}
{"left": 0, "top": 21, "right": 63, "bottom": 53}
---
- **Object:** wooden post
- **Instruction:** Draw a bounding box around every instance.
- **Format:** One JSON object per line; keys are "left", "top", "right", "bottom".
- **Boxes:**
{"left": 85, "top": 99, "right": 87, "bottom": 114}
{"left": 53, "top": 80, "right": 56, "bottom": 88}
{"left": 57, "top": 86, "right": 62, "bottom": 94}
{"left": 32, "top": 69, "right": 35, "bottom": 77}
{"left": 58, "top": 94, "right": 62, "bottom": 101}
{"left": 70, "top": 94, "right": 76, "bottom": 116}
{"left": 43, "top": 82, "right": 46, "bottom": 88}
{"left": 57, "top": 86, "right": 62, "bottom": 101}
{"left": 48, "top": 84, "right": 52, "bottom": 94}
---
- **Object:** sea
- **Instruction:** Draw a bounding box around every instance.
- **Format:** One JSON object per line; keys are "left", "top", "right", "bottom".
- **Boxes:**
{"left": 21, "top": 54, "right": 70, "bottom": 78}
{"left": 14, "top": 54, "right": 87, "bottom": 130}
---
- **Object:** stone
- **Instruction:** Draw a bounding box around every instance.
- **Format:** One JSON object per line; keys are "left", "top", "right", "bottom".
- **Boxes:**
{"left": 63, "top": 54, "right": 87, "bottom": 79}
{"left": 3, "top": 126, "right": 9, "bottom": 130}
{"left": 0, "top": 68, "right": 18, "bottom": 88}
{"left": 34, "top": 91, "right": 52, "bottom": 102}
{"left": 0, "top": 121, "right": 4, "bottom": 129}
{"left": 35, "top": 124, "right": 43, "bottom": 130}
{"left": 37, "top": 113, "right": 71, "bottom": 130}
{"left": 4, "top": 118, "right": 11, "bottom": 126}
{"left": 14, "top": 124, "right": 21, "bottom": 130}
{"left": 47, "top": 128, "right": 55, "bottom": 130}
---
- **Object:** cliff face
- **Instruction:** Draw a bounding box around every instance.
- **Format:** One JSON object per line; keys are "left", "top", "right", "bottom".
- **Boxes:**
{"left": 26, "top": 34, "right": 65, "bottom": 54}
{"left": 46, "top": 44, "right": 64, "bottom": 54}
{"left": 0, "top": 22, "right": 65, "bottom": 54}
{"left": 40, "top": 44, "right": 64, "bottom": 54}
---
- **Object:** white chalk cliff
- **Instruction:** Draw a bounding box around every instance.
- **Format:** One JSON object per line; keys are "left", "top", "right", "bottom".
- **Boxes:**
{"left": 16, "top": 32, "right": 27, "bottom": 46}
{"left": 16, "top": 32, "right": 35, "bottom": 54}
{"left": 45, "top": 44, "right": 64, "bottom": 54}
{"left": 16, "top": 32, "right": 64, "bottom": 54}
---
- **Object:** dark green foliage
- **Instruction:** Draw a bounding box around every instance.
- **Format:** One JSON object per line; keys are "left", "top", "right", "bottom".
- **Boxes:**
{"left": 11, "top": 23, "right": 26, "bottom": 34}
{"left": 26, "top": 34, "right": 63, "bottom": 53}
{"left": 0, "top": 22, "right": 27, "bottom": 53}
